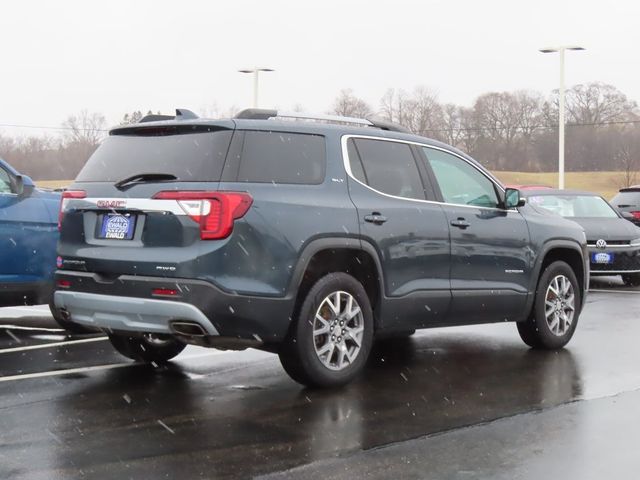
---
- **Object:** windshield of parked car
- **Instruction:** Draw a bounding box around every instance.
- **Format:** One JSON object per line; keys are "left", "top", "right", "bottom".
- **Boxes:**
{"left": 528, "top": 194, "right": 619, "bottom": 218}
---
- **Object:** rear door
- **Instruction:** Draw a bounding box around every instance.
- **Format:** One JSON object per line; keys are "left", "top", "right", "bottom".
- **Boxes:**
{"left": 420, "top": 146, "right": 531, "bottom": 324}
{"left": 343, "top": 136, "right": 451, "bottom": 330}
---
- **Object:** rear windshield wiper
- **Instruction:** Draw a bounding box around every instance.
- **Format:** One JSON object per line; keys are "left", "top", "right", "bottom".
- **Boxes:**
{"left": 114, "top": 173, "right": 178, "bottom": 190}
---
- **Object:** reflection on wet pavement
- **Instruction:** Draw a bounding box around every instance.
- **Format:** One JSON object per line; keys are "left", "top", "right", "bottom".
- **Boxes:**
{"left": 0, "top": 284, "right": 638, "bottom": 479}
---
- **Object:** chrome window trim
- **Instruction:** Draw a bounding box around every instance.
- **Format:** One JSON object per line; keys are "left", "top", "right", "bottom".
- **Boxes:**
{"left": 591, "top": 269, "right": 640, "bottom": 274}
{"left": 65, "top": 198, "right": 187, "bottom": 215}
{"left": 340, "top": 134, "right": 517, "bottom": 213}
{"left": 587, "top": 243, "right": 634, "bottom": 249}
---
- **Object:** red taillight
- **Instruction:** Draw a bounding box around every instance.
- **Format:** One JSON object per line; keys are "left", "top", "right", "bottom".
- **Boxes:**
{"left": 153, "top": 191, "right": 253, "bottom": 240}
{"left": 58, "top": 190, "right": 87, "bottom": 230}
{"left": 152, "top": 288, "right": 178, "bottom": 296}
{"left": 56, "top": 279, "right": 71, "bottom": 288}
{"left": 631, "top": 211, "right": 640, "bottom": 219}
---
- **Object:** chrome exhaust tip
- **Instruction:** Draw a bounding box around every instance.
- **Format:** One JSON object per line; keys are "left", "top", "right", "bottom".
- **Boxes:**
{"left": 170, "top": 321, "right": 207, "bottom": 337}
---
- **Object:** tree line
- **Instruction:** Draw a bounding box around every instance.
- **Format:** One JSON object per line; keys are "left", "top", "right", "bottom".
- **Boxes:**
{"left": 333, "top": 82, "right": 639, "bottom": 183}
{"left": 1, "top": 83, "right": 639, "bottom": 185}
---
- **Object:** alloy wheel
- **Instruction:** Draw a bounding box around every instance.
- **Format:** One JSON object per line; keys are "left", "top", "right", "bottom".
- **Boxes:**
{"left": 313, "top": 291, "right": 365, "bottom": 371}
{"left": 544, "top": 274, "right": 575, "bottom": 336}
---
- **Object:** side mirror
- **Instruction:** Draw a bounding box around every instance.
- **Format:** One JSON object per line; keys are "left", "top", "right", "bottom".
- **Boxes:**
{"left": 621, "top": 211, "right": 634, "bottom": 220}
{"left": 14, "top": 174, "right": 35, "bottom": 197}
{"left": 504, "top": 188, "right": 526, "bottom": 209}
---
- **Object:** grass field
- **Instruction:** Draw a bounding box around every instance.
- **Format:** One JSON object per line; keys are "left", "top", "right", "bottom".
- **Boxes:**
{"left": 37, "top": 171, "right": 637, "bottom": 200}
{"left": 492, "top": 171, "right": 637, "bottom": 200}
{"left": 37, "top": 180, "right": 71, "bottom": 190}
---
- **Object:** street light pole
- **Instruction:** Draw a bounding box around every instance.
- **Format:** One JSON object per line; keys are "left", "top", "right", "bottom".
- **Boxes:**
{"left": 539, "top": 46, "right": 585, "bottom": 189}
{"left": 238, "top": 67, "right": 275, "bottom": 108}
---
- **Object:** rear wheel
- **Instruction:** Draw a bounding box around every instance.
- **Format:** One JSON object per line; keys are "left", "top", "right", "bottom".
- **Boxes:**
{"left": 622, "top": 273, "right": 640, "bottom": 287}
{"left": 517, "top": 260, "right": 580, "bottom": 350}
{"left": 109, "top": 333, "right": 186, "bottom": 363}
{"left": 279, "top": 273, "right": 374, "bottom": 388}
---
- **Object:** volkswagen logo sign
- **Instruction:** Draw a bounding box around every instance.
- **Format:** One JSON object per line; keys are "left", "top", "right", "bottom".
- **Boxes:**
{"left": 595, "top": 239, "right": 607, "bottom": 249}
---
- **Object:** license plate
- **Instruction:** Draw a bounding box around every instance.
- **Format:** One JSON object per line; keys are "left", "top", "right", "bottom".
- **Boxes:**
{"left": 591, "top": 252, "right": 613, "bottom": 264}
{"left": 99, "top": 213, "right": 136, "bottom": 240}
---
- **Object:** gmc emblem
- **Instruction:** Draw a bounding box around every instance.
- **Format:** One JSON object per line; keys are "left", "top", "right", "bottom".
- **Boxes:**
{"left": 97, "top": 200, "right": 127, "bottom": 209}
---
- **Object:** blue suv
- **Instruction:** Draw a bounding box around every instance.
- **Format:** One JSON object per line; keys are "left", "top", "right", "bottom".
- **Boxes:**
{"left": 54, "top": 109, "right": 589, "bottom": 387}
{"left": 0, "top": 159, "right": 59, "bottom": 308}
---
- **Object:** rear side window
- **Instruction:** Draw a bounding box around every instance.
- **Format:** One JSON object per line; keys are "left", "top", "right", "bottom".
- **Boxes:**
{"left": 234, "top": 131, "right": 326, "bottom": 184}
{"left": 350, "top": 138, "right": 425, "bottom": 200}
{"left": 76, "top": 129, "right": 233, "bottom": 182}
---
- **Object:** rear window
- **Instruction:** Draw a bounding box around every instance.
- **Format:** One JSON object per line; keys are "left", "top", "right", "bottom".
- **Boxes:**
{"left": 612, "top": 191, "right": 640, "bottom": 206}
{"left": 234, "top": 131, "right": 326, "bottom": 184}
{"left": 76, "top": 129, "right": 233, "bottom": 182}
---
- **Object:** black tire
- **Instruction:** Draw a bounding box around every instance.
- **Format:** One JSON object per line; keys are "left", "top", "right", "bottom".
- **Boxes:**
{"left": 278, "top": 272, "right": 374, "bottom": 388}
{"left": 108, "top": 334, "right": 186, "bottom": 363}
{"left": 622, "top": 273, "right": 640, "bottom": 287}
{"left": 49, "top": 302, "right": 97, "bottom": 334}
{"left": 517, "top": 260, "right": 581, "bottom": 350}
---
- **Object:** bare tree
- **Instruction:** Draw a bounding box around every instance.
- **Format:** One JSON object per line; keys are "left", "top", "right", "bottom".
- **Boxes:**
{"left": 331, "top": 89, "right": 372, "bottom": 118}
{"left": 200, "top": 103, "right": 238, "bottom": 119}
{"left": 564, "top": 82, "right": 638, "bottom": 125}
{"left": 615, "top": 125, "right": 640, "bottom": 187}
{"left": 379, "top": 87, "right": 442, "bottom": 136}
{"left": 61, "top": 110, "right": 107, "bottom": 147}
{"left": 380, "top": 88, "right": 409, "bottom": 125}
{"left": 439, "top": 103, "right": 466, "bottom": 147}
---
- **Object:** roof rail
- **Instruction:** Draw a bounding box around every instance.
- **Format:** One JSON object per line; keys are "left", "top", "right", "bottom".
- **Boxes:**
{"left": 234, "top": 108, "right": 410, "bottom": 133}
{"left": 138, "top": 108, "right": 199, "bottom": 123}
{"left": 366, "top": 117, "right": 411, "bottom": 134}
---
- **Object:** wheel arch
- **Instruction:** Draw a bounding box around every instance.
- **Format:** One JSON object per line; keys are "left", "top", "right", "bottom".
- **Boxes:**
{"left": 287, "top": 237, "right": 385, "bottom": 330}
{"left": 525, "top": 241, "right": 587, "bottom": 316}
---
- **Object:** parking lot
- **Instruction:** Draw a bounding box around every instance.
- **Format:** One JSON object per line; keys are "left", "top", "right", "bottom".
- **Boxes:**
{"left": 0, "top": 277, "right": 636, "bottom": 479}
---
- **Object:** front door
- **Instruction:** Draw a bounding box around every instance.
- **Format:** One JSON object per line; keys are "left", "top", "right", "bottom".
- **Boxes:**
{"left": 421, "top": 146, "right": 531, "bottom": 324}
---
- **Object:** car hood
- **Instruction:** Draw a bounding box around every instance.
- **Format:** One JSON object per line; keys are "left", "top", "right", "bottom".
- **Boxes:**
{"left": 570, "top": 217, "right": 640, "bottom": 242}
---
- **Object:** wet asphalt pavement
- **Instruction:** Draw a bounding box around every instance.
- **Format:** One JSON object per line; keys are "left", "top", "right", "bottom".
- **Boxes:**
{"left": 0, "top": 277, "right": 638, "bottom": 479}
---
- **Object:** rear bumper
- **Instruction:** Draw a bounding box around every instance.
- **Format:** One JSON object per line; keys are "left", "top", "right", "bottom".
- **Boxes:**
{"left": 53, "top": 271, "right": 295, "bottom": 342}
{"left": 54, "top": 291, "right": 219, "bottom": 335}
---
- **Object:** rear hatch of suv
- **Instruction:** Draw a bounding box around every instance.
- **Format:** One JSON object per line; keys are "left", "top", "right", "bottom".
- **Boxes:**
{"left": 612, "top": 188, "right": 640, "bottom": 225}
{"left": 58, "top": 121, "right": 245, "bottom": 279}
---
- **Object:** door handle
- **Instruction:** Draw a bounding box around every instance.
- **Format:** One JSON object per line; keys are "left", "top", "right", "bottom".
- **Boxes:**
{"left": 450, "top": 217, "right": 470, "bottom": 229}
{"left": 364, "top": 213, "right": 388, "bottom": 225}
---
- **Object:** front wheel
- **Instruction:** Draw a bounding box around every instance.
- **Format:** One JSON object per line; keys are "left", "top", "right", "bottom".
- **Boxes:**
{"left": 279, "top": 273, "right": 374, "bottom": 388}
{"left": 109, "top": 334, "right": 186, "bottom": 363}
{"left": 517, "top": 260, "right": 581, "bottom": 350}
{"left": 622, "top": 273, "right": 640, "bottom": 287}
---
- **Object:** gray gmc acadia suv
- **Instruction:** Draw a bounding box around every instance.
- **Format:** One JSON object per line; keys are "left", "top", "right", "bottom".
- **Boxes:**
{"left": 54, "top": 108, "right": 589, "bottom": 388}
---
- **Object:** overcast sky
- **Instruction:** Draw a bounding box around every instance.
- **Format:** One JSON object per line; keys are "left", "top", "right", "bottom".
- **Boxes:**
{"left": 1, "top": 0, "right": 639, "bottom": 134}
